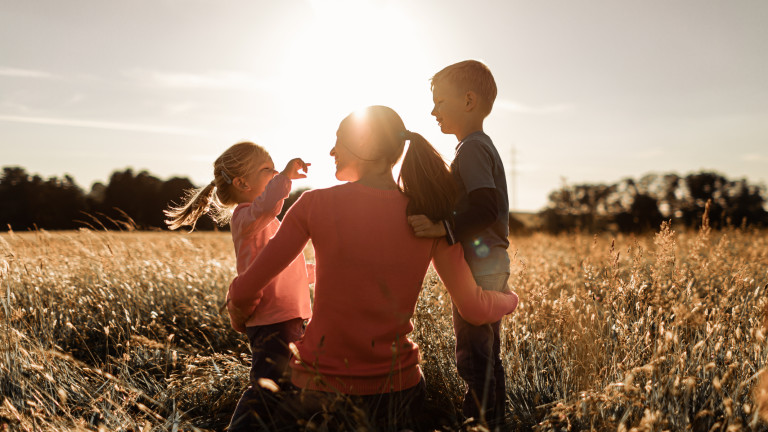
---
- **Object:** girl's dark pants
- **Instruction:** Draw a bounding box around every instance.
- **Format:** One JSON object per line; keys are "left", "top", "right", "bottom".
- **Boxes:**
{"left": 227, "top": 317, "right": 304, "bottom": 432}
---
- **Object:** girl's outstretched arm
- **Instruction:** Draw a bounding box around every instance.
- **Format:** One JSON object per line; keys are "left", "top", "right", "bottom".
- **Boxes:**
{"left": 234, "top": 158, "right": 309, "bottom": 234}
{"left": 432, "top": 240, "right": 518, "bottom": 325}
{"left": 233, "top": 174, "right": 292, "bottom": 235}
{"left": 227, "top": 191, "right": 314, "bottom": 332}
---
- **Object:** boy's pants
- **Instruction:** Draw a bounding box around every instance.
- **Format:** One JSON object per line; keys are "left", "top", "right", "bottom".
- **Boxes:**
{"left": 228, "top": 317, "right": 304, "bottom": 432}
{"left": 452, "top": 273, "right": 510, "bottom": 426}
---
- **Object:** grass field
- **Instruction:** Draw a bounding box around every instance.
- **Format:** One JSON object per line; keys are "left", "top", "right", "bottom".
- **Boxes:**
{"left": 1, "top": 219, "right": 767, "bottom": 431}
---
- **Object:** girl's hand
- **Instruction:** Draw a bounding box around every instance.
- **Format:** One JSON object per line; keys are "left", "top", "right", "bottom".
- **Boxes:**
{"left": 281, "top": 158, "right": 310, "bottom": 180}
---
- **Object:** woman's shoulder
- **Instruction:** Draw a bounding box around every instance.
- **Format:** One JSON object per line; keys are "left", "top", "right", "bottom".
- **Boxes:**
{"left": 291, "top": 183, "right": 406, "bottom": 215}
{"left": 299, "top": 182, "right": 397, "bottom": 199}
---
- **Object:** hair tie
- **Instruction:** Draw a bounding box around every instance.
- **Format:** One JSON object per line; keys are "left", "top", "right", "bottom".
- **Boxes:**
{"left": 221, "top": 171, "right": 233, "bottom": 184}
{"left": 400, "top": 130, "right": 412, "bottom": 141}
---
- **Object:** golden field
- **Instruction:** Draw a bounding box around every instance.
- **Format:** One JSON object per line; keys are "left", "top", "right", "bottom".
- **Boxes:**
{"left": 1, "top": 220, "right": 767, "bottom": 431}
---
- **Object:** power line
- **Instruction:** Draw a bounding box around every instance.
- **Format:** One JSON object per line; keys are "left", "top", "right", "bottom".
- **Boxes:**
{"left": 508, "top": 143, "right": 517, "bottom": 211}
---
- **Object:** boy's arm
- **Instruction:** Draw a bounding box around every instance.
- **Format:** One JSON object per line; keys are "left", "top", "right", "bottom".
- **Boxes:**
{"left": 452, "top": 187, "right": 498, "bottom": 241}
{"left": 408, "top": 188, "right": 498, "bottom": 242}
{"left": 409, "top": 140, "right": 500, "bottom": 242}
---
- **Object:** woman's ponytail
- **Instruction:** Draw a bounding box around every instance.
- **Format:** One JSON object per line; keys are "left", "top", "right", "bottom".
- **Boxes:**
{"left": 398, "top": 132, "right": 457, "bottom": 221}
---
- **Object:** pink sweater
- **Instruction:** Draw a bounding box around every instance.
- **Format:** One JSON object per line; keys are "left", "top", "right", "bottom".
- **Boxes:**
{"left": 228, "top": 182, "right": 518, "bottom": 394}
{"left": 228, "top": 174, "right": 312, "bottom": 328}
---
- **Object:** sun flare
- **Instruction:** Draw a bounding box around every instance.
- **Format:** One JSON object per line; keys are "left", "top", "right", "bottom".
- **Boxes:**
{"left": 258, "top": 0, "right": 436, "bottom": 187}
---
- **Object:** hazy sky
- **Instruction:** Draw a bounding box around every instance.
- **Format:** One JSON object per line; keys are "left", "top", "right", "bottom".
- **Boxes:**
{"left": 2, "top": 0, "right": 766, "bottom": 211}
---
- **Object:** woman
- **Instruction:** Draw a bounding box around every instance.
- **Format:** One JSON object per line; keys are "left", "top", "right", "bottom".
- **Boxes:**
{"left": 227, "top": 106, "right": 518, "bottom": 430}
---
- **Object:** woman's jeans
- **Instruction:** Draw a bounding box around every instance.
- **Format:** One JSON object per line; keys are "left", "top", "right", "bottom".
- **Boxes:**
{"left": 229, "top": 376, "right": 427, "bottom": 431}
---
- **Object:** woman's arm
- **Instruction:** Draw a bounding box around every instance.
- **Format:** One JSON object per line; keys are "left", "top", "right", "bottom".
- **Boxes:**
{"left": 432, "top": 240, "right": 518, "bottom": 325}
{"left": 227, "top": 191, "right": 313, "bottom": 331}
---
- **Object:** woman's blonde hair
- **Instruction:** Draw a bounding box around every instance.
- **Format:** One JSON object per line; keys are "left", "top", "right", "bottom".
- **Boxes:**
{"left": 164, "top": 142, "right": 269, "bottom": 231}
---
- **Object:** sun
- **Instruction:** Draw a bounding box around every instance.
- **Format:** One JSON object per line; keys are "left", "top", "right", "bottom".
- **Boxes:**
{"left": 278, "top": 0, "right": 431, "bottom": 119}
{"left": 252, "top": 0, "right": 438, "bottom": 187}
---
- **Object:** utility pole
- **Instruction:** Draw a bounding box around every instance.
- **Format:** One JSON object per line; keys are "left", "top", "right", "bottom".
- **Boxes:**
{"left": 509, "top": 143, "right": 517, "bottom": 211}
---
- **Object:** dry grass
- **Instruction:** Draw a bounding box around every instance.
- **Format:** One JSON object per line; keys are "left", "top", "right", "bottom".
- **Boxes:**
{"left": 1, "top": 220, "right": 767, "bottom": 431}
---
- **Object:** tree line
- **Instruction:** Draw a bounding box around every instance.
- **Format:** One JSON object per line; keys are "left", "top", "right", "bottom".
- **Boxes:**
{"left": 538, "top": 171, "right": 768, "bottom": 233}
{"left": 0, "top": 166, "right": 305, "bottom": 232}
{"left": 1, "top": 166, "right": 766, "bottom": 233}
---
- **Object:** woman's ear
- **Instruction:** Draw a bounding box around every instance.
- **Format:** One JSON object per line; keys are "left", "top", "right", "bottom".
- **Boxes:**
{"left": 464, "top": 91, "right": 478, "bottom": 111}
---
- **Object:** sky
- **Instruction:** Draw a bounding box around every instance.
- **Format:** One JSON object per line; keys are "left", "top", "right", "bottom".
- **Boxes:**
{"left": 1, "top": 0, "right": 767, "bottom": 211}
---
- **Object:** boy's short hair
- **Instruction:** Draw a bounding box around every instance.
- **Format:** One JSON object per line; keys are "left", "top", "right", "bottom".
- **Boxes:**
{"left": 431, "top": 60, "right": 497, "bottom": 116}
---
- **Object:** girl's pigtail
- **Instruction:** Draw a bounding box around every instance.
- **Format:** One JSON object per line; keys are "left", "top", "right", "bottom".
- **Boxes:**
{"left": 398, "top": 132, "right": 457, "bottom": 221}
{"left": 164, "top": 182, "right": 223, "bottom": 231}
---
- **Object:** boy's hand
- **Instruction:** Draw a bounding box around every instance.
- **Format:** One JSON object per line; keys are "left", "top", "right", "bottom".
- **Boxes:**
{"left": 281, "top": 158, "right": 310, "bottom": 180}
{"left": 408, "top": 215, "right": 447, "bottom": 238}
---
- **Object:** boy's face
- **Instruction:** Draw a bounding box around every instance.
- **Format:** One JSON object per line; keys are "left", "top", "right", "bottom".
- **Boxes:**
{"left": 431, "top": 81, "right": 466, "bottom": 137}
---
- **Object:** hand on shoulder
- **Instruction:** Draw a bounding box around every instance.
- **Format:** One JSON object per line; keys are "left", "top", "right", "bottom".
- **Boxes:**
{"left": 407, "top": 214, "right": 447, "bottom": 238}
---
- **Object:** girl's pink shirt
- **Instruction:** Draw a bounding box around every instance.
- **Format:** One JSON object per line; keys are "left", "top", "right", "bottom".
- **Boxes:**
{"left": 229, "top": 182, "right": 518, "bottom": 394}
{"left": 228, "top": 174, "right": 312, "bottom": 327}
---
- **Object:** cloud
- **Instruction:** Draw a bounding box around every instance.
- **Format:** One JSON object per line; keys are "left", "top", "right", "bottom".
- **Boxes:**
{"left": 0, "top": 114, "right": 204, "bottom": 136}
{"left": 633, "top": 148, "right": 666, "bottom": 159}
{"left": 124, "top": 69, "right": 277, "bottom": 92}
{"left": 741, "top": 153, "right": 766, "bottom": 162}
{"left": 0, "top": 66, "right": 57, "bottom": 79}
{"left": 495, "top": 99, "right": 573, "bottom": 114}
{"left": 163, "top": 102, "right": 200, "bottom": 115}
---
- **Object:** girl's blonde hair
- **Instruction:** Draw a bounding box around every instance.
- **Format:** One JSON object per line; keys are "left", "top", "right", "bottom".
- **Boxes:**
{"left": 164, "top": 142, "right": 269, "bottom": 231}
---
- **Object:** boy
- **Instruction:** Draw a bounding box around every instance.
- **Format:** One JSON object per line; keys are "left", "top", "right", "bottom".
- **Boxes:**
{"left": 408, "top": 60, "right": 511, "bottom": 428}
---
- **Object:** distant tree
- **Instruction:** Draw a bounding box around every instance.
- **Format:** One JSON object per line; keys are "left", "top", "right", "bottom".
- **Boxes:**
{"left": 0, "top": 167, "right": 32, "bottom": 230}
{"left": 680, "top": 172, "right": 768, "bottom": 228}
{"left": 541, "top": 182, "right": 615, "bottom": 232}
{"left": 539, "top": 170, "right": 767, "bottom": 233}
{"left": 96, "top": 169, "right": 161, "bottom": 229}
{"left": 160, "top": 177, "right": 217, "bottom": 231}
{"left": 278, "top": 188, "right": 310, "bottom": 221}
{"left": 0, "top": 167, "right": 86, "bottom": 230}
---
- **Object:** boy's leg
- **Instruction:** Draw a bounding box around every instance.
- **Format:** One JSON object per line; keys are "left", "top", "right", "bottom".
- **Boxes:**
{"left": 452, "top": 307, "right": 494, "bottom": 421}
{"left": 452, "top": 273, "right": 510, "bottom": 425}
{"left": 228, "top": 318, "right": 305, "bottom": 431}
{"left": 491, "top": 319, "right": 507, "bottom": 427}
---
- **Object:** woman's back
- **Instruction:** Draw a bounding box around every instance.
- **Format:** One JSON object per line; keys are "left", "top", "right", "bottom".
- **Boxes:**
{"left": 284, "top": 182, "right": 435, "bottom": 394}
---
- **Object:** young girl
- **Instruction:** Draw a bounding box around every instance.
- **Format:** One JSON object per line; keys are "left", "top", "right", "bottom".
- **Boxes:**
{"left": 164, "top": 141, "right": 313, "bottom": 431}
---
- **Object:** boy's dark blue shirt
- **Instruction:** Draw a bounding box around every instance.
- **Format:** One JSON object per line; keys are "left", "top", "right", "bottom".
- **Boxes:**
{"left": 451, "top": 131, "right": 510, "bottom": 276}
